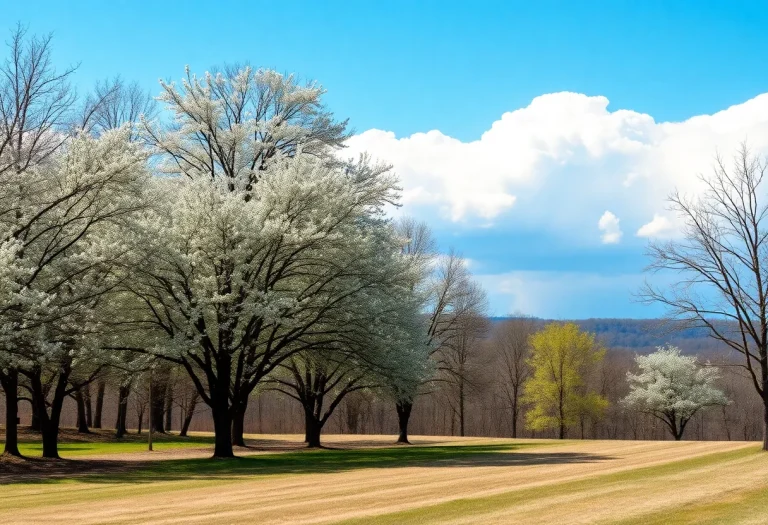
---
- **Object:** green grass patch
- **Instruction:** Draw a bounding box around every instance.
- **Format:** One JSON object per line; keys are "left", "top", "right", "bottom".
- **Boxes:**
{"left": 10, "top": 432, "right": 216, "bottom": 458}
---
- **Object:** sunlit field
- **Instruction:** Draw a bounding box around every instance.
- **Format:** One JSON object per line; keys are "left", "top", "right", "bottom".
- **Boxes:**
{"left": 1, "top": 432, "right": 765, "bottom": 525}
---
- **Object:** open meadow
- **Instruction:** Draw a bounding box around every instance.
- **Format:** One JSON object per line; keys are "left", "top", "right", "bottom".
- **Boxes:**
{"left": 1, "top": 431, "right": 766, "bottom": 525}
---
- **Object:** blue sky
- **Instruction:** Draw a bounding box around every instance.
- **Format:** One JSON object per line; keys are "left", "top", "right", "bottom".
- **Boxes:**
{"left": 6, "top": 1, "right": 768, "bottom": 318}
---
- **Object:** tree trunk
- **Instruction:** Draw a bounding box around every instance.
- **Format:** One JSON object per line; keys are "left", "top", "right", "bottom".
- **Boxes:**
{"left": 84, "top": 384, "right": 93, "bottom": 428}
{"left": 305, "top": 412, "right": 322, "bottom": 448}
{"left": 396, "top": 401, "right": 413, "bottom": 444}
{"left": 763, "top": 387, "right": 768, "bottom": 451}
{"left": 231, "top": 400, "right": 247, "bottom": 447}
{"left": 41, "top": 424, "right": 59, "bottom": 458}
{"left": 75, "top": 389, "right": 90, "bottom": 433}
{"left": 459, "top": 380, "right": 465, "bottom": 437}
{"left": 212, "top": 407, "right": 234, "bottom": 457}
{"left": 31, "top": 369, "right": 68, "bottom": 460}
{"left": 1, "top": 370, "right": 21, "bottom": 457}
{"left": 511, "top": 393, "right": 518, "bottom": 439}
{"left": 211, "top": 366, "right": 234, "bottom": 458}
{"left": 30, "top": 395, "right": 41, "bottom": 432}
{"left": 93, "top": 381, "right": 105, "bottom": 429}
{"left": 180, "top": 392, "right": 198, "bottom": 437}
{"left": 115, "top": 385, "right": 130, "bottom": 438}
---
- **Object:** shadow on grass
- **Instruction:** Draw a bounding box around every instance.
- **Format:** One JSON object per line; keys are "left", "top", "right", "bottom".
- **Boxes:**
{"left": 1, "top": 443, "right": 614, "bottom": 485}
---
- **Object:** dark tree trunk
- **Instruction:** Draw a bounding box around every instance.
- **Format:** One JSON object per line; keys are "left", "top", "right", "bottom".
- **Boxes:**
{"left": 115, "top": 385, "right": 130, "bottom": 438}
{"left": 396, "top": 401, "right": 413, "bottom": 444}
{"left": 93, "top": 381, "right": 105, "bottom": 429}
{"left": 763, "top": 385, "right": 768, "bottom": 451}
{"left": 304, "top": 411, "right": 323, "bottom": 448}
{"left": 210, "top": 353, "right": 234, "bottom": 458}
{"left": 30, "top": 395, "right": 41, "bottom": 432}
{"left": 75, "top": 389, "right": 90, "bottom": 433}
{"left": 231, "top": 400, "right": 247, "bottom": 447}
{"left": 41, "top": 425, "right": 59, "bottom": 458}
{"left": 511, "top": 391, "right": 519, "bottom": 439}
{"left": 164, "top": 387, "right": 174, "bottom": 432}
{"left": 29, "top": 367, "right": 69, "bottom": 459}
{"left": 212, "top": 405, "right": 234, "bottom": 457}
{"left": 84, "top": 384, "right": 93, "bottom": 428}
{"left": 1, "top": 370, "right": 21, "bottom": 456}
{"left": 180, "top": 392, "right": 198, "bottom": 437}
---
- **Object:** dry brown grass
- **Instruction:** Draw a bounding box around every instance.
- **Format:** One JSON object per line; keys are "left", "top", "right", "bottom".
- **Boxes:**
{"left": 0, "top": 435, "right": 762, "bottom": 525}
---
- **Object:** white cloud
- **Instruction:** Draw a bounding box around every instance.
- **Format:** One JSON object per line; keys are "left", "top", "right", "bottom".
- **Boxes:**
{"left": 637, "top": 214, "right": 676, "bottom": 238}
{"left": 598, "top": 211, "right": 622, "bottom": 244}
{"left": 343, "top": 92, "right": 768, "bottom": 241}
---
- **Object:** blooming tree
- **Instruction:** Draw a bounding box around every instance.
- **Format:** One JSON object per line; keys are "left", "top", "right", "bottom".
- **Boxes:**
{"left": 0, "top": 128, "right": 148, "bottom": 457}
{"left": 622, "top": 345, "right": 728, "bottom": 440}
{"left": 119, "top": 146, "right": 412, "bottom": 456}
{"left": 142, "top": 65, "right": 349, "bottom": 189}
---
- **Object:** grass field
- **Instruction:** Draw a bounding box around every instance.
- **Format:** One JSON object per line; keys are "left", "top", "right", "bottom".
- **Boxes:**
{"left": 1, "top": 431, "right": 766, "bottom": 524}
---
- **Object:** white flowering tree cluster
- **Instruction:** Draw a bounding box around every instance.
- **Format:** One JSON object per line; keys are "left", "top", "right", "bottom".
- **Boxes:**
{"left": 0, "top": 128, "right": 149, "bottom": 458}
{"left": 0, "top": 26, "right": 154, "bottom": 458}
{"left": 622, "top": 346, "right": 729, "bottom": 440}
{"left": 0, "top": 28, "right": 439, "bottom": 461}
{"left": 98, "top": 65, "right": 429, "bottom": 458}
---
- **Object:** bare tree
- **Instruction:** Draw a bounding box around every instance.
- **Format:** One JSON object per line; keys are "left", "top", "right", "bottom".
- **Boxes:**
{"left": 642, "top": 145, "right": 768, "bottom": 450}
{"left": 441, "top": 303, "right": 489, "bottom": 436}
{"left": 82, "top": 77, "right": 156, "bottom": 139}
{"left": 0, "top": 24, "right": 76, "bottom": 175}
{"left": 491, "top": 318, "right": 535, "bottom": 438}
{"left": 390, "top": 219, "right": 489, "bottom": 443}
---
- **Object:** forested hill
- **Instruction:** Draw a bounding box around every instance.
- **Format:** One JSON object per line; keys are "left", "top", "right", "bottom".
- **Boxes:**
{"left": 490, "top": 317, "right": 722, "bottom": 353}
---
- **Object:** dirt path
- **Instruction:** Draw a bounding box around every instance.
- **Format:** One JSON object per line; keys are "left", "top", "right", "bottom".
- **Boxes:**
{"left": 0, "top": 437, "right": 760, "bottom": 525}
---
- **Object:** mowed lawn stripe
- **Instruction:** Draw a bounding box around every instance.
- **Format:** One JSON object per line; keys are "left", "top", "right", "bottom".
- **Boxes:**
{"left": 613, "top": 483, "right": 768, "bottom": 525}
{"left": 0, "top": 443, "right": 539, "bottom": 512}
{"left": 1, "top": 440, "right": 760, "bottom": 525}
{"left": 335, "top": 446, "right": 764, "bottom": 525}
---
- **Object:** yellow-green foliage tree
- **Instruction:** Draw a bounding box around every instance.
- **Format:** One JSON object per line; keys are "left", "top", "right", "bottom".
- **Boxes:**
{"left": 523, "top": 322, "right": 608, "bottom": 438}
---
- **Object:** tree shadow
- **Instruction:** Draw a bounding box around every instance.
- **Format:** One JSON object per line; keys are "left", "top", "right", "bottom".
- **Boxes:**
{"left": 0, "top": 443, "right": 614, "bottom": 485}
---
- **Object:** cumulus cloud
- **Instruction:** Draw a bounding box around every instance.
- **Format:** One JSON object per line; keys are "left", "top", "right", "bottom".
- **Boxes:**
{"left": 637, "top": 214, "right": 676, "bottom": 238}
{"left": 343, "top": 92, "right": 768, "bottom": 240}
{"left": 598, "top": 211, "right": 622, "bottom": 244}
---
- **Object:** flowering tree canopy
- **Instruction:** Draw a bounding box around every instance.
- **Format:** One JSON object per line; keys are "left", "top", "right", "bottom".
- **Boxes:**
{"left": 622, "top": 345, "right": 729, "bottom": 440}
